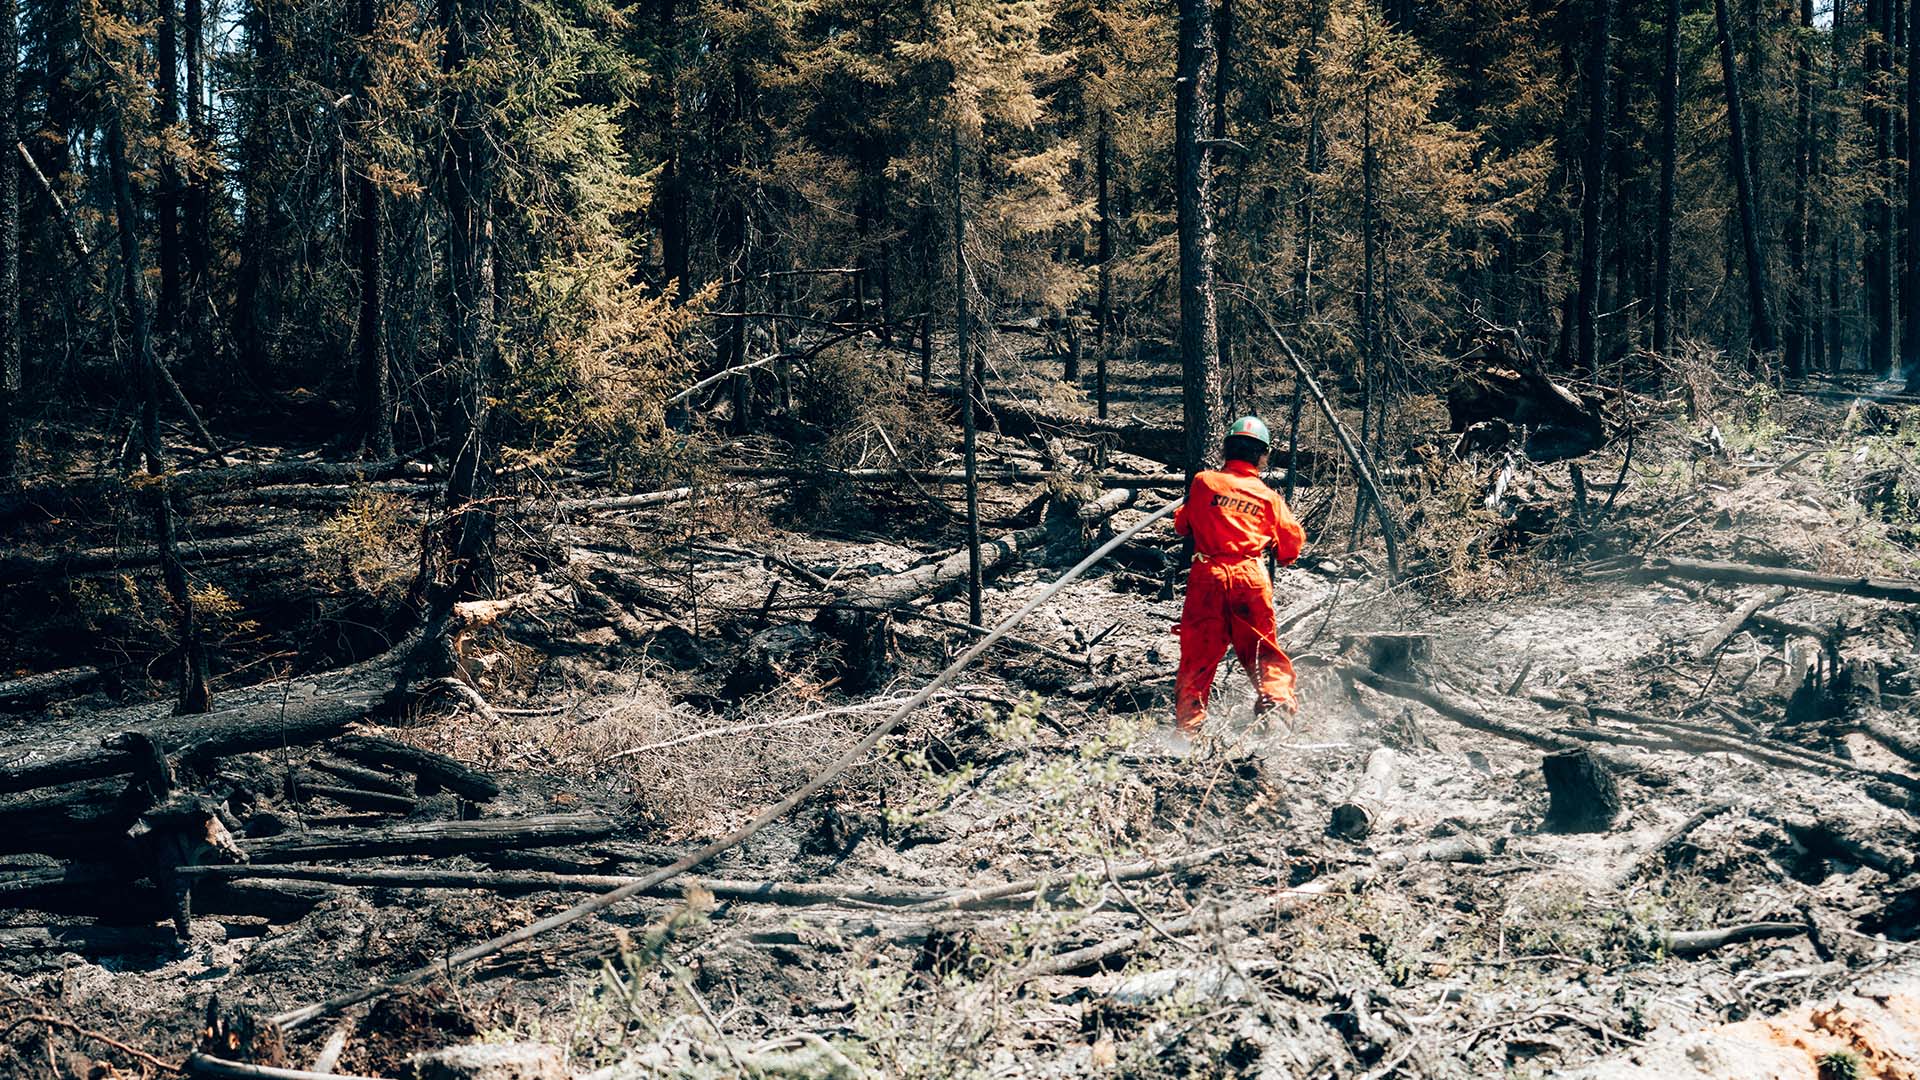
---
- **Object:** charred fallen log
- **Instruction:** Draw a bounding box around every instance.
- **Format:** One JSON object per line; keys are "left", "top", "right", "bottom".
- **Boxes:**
{"left": 1645, "top": 555, "right": 1920, "bottom": 606}
{"left": 1328, "top": 747, "right": 1398, "bottom": 840}
{"left": 238, "top": 814, "right": 617, "bottom": 863}
{"left": 0, "top": 457, "right": 429, "bottom": 530}
{"left": 0, "top": 680, "right": 395, "bottom": 797}
{"left": 813, "top": 525, "right": 1054, "bottom": 690}
{"left": 0, "top": 666, "right": 104, "bottom": 711}
{"left": 1445, "top": 334, "right": 1606, "bottom": 462}
{"left": 325, "top": 735, "right": 500, "bottom": 802}
{"left": 0, "top": 527, "right": 307, "bottom": 586}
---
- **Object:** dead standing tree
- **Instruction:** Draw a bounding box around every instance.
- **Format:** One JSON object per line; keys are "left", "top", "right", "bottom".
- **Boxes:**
{"left": 1714, "top": 0, "right": 1778, "bottom": 361}
{"left": 951, "top": 28, "right": 984, "bottom": 629}
{"left": 441, "top": 0, "right": 499, "bottom": 602}
{"left": 107, "top": 115, "right": 211, "bottom": 715}
{"left": 0, "top": 0, "right": 16, "bottom": 490}
{"left": 353, "top": 0, "right": 393, "bottom": 458}
{"left": 1176, "top": 0, "right": 1224, "bottom": 531}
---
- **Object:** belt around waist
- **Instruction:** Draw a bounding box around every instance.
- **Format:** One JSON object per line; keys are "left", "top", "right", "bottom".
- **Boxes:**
{"left": 1192, "top": 551, "right": 1264, "bottom": 564}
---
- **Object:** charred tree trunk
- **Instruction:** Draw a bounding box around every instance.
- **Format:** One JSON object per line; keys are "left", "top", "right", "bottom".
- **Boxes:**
{"left": 1907, "top": 0, "right": 1920, "bottom": 383}
{"left": 108, "top": 119, "right": 210, "bottom": 715}
{"left": 155, "top": 0, "right": 180, "bottom": 340}
{"left": 717, "top": 64, "right": 753, "bottom": 436}
{"left": 1210, "top": 0, "right": 1235, "bottom": 409}
{"left": 1577, "top": 0, "right": 1612, "bottom": 373}
{"left": 1789, "top": 0, "right": 1813, "bottom": 378}
{"left": 1869, "top": 0, "right": 1897, "bottom": 373}
{"left": 354, "top": 0, "right": 392, "bottom": 458}
{"left": 1094, "top": 120, "right": 1112, "bottom": 420}
{"left": 442, "top": 0, "right": 498, "bottom": 600}
{"left": 1653, "top": 0, "right": 1681, "bottom": 355}
{"left": 1542, "top": 748, "right": 1621, "bottom": 832}
{"left": 1717, "top": 0, "right": 1778, "bottom": 358}
{"left": 183, "top": 0, "right": 208, "bottom": 315}
{"left": 657, "top": 0, "right": 689, "bottom": 295}
{"left": 1831, "top": 0, "right": 1848, "bottom": 369}
{"left": 953, "top": 65, "right": 983, "bottom": 628}
{"left": 1175, "top": 0, "right": 1224, "bottom": 483}
{"left": 1350, "top": 61, "right": 1379, "bottom": 549}
{"left": 1294, "top": 0, "right": 1327, "bottom": 323}
{"left": 0, "top": 0, "right": 17, "bottom": 489}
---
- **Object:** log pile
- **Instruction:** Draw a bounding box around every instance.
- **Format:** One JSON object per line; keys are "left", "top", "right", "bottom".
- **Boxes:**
{"left": 0, "top": 659, "right": 612, "bottom": 952}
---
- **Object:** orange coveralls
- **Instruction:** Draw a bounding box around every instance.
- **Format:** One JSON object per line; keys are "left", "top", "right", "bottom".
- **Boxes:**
{"left": 1172, "top": 459, "right": 1306, "bottom": 734}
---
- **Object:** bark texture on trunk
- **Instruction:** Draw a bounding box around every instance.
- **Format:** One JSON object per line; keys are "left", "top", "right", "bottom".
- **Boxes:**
{"left": 1716, "top": 0, "right": 1778, "bottom": 357}
{"left": 442, "top": 0, "right": 498, "bottom": 600}
{"left": 355, "top": 0, "right": 392, "bottom": 458}
{"left": 1652, "top": 0, "right": 1679, "bottom": 355}
{"left": 953, "top": 72, "right": 983, "bottom": 628}
{"left": 107, "top": 118, "right": 210, "bottom": 715}
{"left": 1094, "top": 121, "right": 1112, "bottom": 419}
{"left": 1906, "top": 0, "right": 1920, "bottom": 381}
{"left": 1175, "top": 0, "right": 1223, "bottom": 482}
{"left": 0, "top": 0, "right": 17, "bottom": 488}
{"left": 1576, "top": 0, "right": 1612, "bottom": 372}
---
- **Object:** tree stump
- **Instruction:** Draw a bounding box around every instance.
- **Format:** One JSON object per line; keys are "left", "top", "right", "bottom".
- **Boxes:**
{"left": 1343, "top": 633, "right": 1433, "bottom": 681}
{"left": 1541, "top": 748, "right": 1620, "bottom": 832}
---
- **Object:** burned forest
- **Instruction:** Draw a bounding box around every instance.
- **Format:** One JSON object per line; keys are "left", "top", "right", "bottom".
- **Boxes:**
{"left": 3, "top": 0, "right": 1920, "bottom": 1077}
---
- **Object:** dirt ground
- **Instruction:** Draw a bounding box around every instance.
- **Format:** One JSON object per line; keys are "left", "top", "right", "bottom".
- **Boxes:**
{"left": 2, "top": 349, "right": 1919, "bottom": 1079}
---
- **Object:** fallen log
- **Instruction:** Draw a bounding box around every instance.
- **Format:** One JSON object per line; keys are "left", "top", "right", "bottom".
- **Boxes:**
{"left": 905, "top": 844, "right": 1238, "bottom": 912}
{"left": 1694, "top": 587, "right": 1788, "bottom": 660}
{"left": 0, "top": 666, "right": 104, "bottom": 711}
{"left": 0, "top": 457, "right": 428, "bottom": 530}
{"left": 176, "top": 863, "right": 952, "bottom": 908}
{"left": 881, "top": 606, "right": 1089, "bottom": 668}
{"left": 1077, "top": 486, "right": 1140, "bottom": 522}
{"left": 324, "top": 735, "right": 500, "bottom": 801}
{"left": 1777, "top": 814, "right": 1915, "bottom": 877}
{"left": 1528, "top": 691, "right": 1920, "bottom": 792}
{"left": 1023, "top": 868, "right": 1361, "bottom": 978}
{"left": 814, "top": 525, "right": 1055, "bottom": 689}
{"left": 553, "top": 477, "right": 785, "bottom": 515}
{"left": 305, "top": 757, "right": 413, "bottom": 798}
{"left": 717, "top": 465, "right": 1197, "bottom": 490}
{"left": 289, "top": 778, "right": 415, "bottom": 815}
{"left": 1337, "top": 665, "right": 1639, "bottom": 772}
{"left": 186, "top": 1054, "right": 387, "bottom": 1080}
{"left": 1661, "top": 921, "right": 1805, "bottom": 957}
{"left": 0, "top": 780, "right": 142, "bottom": 857}
{"left": 1647, "top": 555, "right": 1920, "bottom": 606}
{"left": 1328, "top": 747, "right": 1398, "bottom": 841}
{"left": 1840, "top": 713, "right": 1920, "bottom": 768}
{"left": 826, "top": 526, "right": 1052, "bottom": 617}
{"left": 0, "top": 673, "right": 397, "bottom": 796}
{"left": 239, "top": 814, "right": 612, "bottom": 864}
{"left": 0, "top": 527, "right": 308, "bottom": 586}
{"left": 0, "top": 924, "right": 176, "bottom": 953}
{"left": 196, "top": 480, "right": 438, "bottom": 510}
{"left": 1377, "top": 835, "right": 1491, "bottom": 868}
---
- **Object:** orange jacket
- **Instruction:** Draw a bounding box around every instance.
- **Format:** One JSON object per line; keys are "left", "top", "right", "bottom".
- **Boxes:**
{"left": 1173, "top": 460, "right": 1305, "bottom": 564}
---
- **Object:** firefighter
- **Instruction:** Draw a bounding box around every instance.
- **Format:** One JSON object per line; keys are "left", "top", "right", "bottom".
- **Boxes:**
{"left": 1171, "top": 415, "right": 1306, "bottom": 749}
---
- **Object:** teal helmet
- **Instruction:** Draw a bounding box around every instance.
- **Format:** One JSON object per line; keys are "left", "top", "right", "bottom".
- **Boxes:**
{"left": 1226, "top": 415, "right": 1271, "bottom": 447}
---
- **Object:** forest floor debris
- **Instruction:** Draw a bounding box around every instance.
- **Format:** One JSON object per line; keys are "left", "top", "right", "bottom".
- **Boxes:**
{"left": 1, "top": 353, "right": 1918, "bottom": 1078}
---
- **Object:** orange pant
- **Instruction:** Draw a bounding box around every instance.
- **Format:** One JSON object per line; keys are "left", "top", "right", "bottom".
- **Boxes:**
{"left": 1174, "top": 556, "right": 1296, "bottom": 733}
